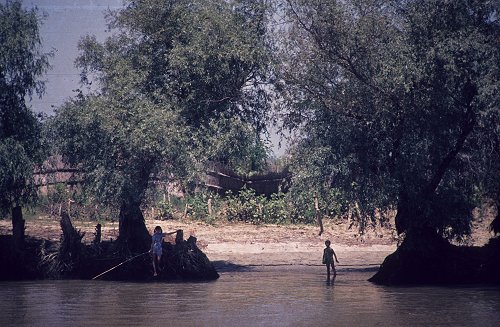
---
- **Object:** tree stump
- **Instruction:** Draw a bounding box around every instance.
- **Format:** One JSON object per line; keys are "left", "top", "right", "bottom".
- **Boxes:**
{"left": 175, "top": 229, "right": 184, "bottom": 244}
{"left": 117, "top": 201, "right": 150, "bottom": 253}
{"left": 12, "top": 206, "right": 25, "bottom": 249}
{"left": 162, "top": 232, "right": 219, "bottom": 280}
{"left": 93, "top": 223, "right": 102, "bottom": 245}
{"left": 59, "top": 212, "right": 84, "bottom": 268}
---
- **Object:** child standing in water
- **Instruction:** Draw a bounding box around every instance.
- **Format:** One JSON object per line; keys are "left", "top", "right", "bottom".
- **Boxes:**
{"left": 322, "top": 240, "right": 339, "bottom": 280}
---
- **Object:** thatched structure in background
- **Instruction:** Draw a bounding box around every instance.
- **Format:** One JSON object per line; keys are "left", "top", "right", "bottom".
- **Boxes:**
{"left": 34, "top": 157, "right": 291, "bottom": 198}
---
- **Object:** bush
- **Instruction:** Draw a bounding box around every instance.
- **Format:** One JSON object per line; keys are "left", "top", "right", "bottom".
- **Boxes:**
{"left": 262, "top": 192, "right": 288, "bottom": 224}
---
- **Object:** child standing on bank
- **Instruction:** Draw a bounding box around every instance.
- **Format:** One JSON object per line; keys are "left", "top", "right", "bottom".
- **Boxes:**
{"left": 322, "top": 240, "right": 339, "bottom": 280}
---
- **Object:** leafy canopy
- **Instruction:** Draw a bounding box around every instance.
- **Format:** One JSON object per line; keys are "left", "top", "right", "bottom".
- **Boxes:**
{"left": 277, "top": 0, "right": 499, "bottom": 238}
{"left": 0, "top": 0, "right": 51, "bottom": 215}
{"left": 53, "top": 0, "right": 274, "bottom": 206}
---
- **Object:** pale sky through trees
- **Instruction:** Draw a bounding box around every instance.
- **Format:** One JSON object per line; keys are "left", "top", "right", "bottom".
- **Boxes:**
{"left": 21, "top": 0, "right": 122, "bottom": 114}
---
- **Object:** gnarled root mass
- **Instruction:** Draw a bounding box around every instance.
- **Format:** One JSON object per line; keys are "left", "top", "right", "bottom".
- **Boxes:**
{"left": 80, "top": 234, "right": 220, "bottom": 281}
{"left": 369, "top": 230, "right": 500, "bottom": 285}
{"left": 0, "top": 214, "right": 219, "bottom": 282}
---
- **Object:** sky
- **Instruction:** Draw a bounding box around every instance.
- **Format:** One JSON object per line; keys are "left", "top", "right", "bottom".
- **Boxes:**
{"left": 13, "top": 0, "right": 287, "bottom": 156}
{"left": 20, "top": 0, "right": 123, "bottom": 114}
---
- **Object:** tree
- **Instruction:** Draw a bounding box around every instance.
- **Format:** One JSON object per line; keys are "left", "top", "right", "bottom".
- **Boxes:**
{"left": 0, "top": 0, "right": 51, "bottom": 246}
{"left": 53, "top": 0, "right": 273, "bottom": 252}
{"left": 277, "top": 0, "right": 499, "bottom": 240}
{"left": 101, "top": 0, "right": 273, "bottom": 129}
{"left": 197, "top": 113, "right": 270, "bottom": 174}
{"left": 53, "top": 94, "right": 188, "bottom": 252}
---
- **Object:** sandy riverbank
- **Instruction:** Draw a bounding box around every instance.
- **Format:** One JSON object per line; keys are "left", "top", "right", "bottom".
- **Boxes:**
{"left": 0, "top": 216, "right": 396, "bottom": 267}
{"left": 190, "top": 221, "right": 397, "bottom": 267}
{"left": 0, "top": 214, "right": 493, "bottom": 269}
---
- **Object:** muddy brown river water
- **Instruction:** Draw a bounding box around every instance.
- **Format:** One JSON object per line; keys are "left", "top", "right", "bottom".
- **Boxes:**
{"left": 1, "top": 266, "right": 499, "bottom": 327}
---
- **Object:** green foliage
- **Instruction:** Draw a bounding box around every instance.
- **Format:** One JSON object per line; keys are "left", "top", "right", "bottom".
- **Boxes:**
{"left": 80, "top": 0, "right": 273, "bottom": 133}
{"left": 277, "top": 0, "right": 499, "bottom": 239}
{"left": 186, "top": 192, "right": 211, "bottom": 221}
{"left": 47, "top": 183, "right": 69, "bottom": 207}
{"left": 262, "top": 192, "right": 288, "bottom": 224}
{"left": 157, "top": 200, "right": 175, "bottom": 220}
{"left": 0, "top": 1, "right": 51, "bottom": 215}
{"left": 53, "top": 93, "right": 189, "bottom": 207}
{"left": 52, "top": 0, "right": 274, "bottom": 210}
{"left": 0, "top": 139, "right": 38, "bottom": 215}
{"left": 196, "top": 113, "right": 270, "bottom": 174}
{"left": 0, "top": 1, "right": 51, "bottom": 101}
{"left": 183, "top": 188, "right": 323, "bottom": 225}
{"left": 224, "top": 188, "right": 266, "bottom": 223}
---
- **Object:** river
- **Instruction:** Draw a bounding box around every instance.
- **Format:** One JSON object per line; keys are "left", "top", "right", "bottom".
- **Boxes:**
{"left": 1, "top": 266, "right": 499, "bottom": 327}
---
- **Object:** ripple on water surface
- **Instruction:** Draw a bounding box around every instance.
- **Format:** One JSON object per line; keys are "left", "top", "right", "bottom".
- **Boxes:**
{"left": 1, "top": 267, "right": 499, "bottom": 327}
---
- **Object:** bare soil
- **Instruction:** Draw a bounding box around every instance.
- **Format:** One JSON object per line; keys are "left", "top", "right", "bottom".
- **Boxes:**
{"left": 0, "top": 213, "right": 495, "bottom": 269}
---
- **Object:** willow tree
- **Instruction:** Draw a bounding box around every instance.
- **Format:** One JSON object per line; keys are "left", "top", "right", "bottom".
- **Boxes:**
{"left": 0, "top": 1, "right": 51, "bottom": 247}
{"left": 277, "top": 0, "right": 499, "bottom": 241}
{"left": 53, "top": 0, "right": 273, "bottom": 252}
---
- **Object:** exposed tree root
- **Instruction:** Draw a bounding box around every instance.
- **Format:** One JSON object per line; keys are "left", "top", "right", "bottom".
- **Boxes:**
{"left": 370, "top": 231, "right": 500, "bottom": 285}
{"left": 0, "top": 213, "right": 219, "bottom": 282}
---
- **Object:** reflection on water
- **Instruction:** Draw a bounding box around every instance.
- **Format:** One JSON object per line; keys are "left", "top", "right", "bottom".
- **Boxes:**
{"left": 1, "top": 267, "right": 499, "bottom": 327}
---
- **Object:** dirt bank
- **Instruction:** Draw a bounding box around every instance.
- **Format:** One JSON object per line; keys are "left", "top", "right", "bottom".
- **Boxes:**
{"left": 0, "top": 214, "right": 494, "bottom": 269}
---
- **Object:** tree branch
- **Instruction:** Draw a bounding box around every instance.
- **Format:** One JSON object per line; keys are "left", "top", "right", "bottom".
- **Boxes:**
{"left": 422, "top": 108, "right": 475, "bottom": 197}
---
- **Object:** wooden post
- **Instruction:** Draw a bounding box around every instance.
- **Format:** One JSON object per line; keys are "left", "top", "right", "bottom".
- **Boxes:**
{"left": 315, "top": 197, "right": 324, "bottom": 236}
{"left": 208, "top": 197, "right": 213, "bottom": 216}
{"left": 175, "top": 229, "right": 184, "bottom": 244}
{"left": 12, "top": 206, "right": 25, "bottom": 249}
{"left": 94, "top": 223, "right": 102, "bottom": 244}
{"left": 68, "top": 198, "right": 72, "bottom": 218}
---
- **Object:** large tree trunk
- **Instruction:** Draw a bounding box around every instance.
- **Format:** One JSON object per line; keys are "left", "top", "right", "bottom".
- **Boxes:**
{"left": 116, "top": 164, "right": 154, "bottom": 253}
{"left": 489, "top": 195, "right": 500, "bottom": 235}
{"left": 117, "top": 200, "right": 151, "bottom": 253}
{"left": 12, "top": 206, "right": 25, "bottom": 249}
{"left": 490, "top": 208, "right": 500, "bottom": 235}
{"left": 394, "top": 192, "right": 427, "bottom": 236}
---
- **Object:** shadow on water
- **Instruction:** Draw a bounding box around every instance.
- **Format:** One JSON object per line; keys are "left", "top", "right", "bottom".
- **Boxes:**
{"left": 212, "top": 260, "right": 256, "bottom": 272}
